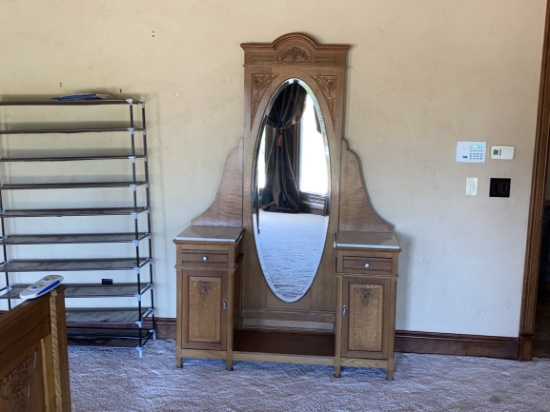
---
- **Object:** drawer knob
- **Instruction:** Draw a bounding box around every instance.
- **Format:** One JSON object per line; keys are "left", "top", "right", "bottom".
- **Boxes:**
{"left": 364, "top": 263, "right": 370, "bottom": 268}
{"left": 202, "top": 256, "right": 208, "bottom": 262}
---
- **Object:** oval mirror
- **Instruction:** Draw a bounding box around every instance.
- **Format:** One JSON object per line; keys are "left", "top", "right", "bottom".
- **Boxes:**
{"left": 252, "top": 79, "right": 330, "bottom": 303}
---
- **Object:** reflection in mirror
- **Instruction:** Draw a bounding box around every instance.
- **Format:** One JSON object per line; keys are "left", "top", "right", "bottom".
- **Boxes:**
{"left": 253, "top": 79, "right": 330, "bottom": 302}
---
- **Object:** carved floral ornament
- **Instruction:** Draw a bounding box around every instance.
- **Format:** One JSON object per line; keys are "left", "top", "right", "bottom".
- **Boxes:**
{"left": 312, "top": 75, "right": 337, "bottom": 121}
{"left": 356, "top": 286, "right": 379, "bottom": 307}
{"left": 277, "top": 46, "right": 311, "bottom": 63}
{"left": 251, "top": 74, "right": 276, "bottom": 120}
{"left": 197, "top": 281, "right": 211, "bottom": 300}
{"left": 250, "top": 73, "right": 338, "bottom": 124}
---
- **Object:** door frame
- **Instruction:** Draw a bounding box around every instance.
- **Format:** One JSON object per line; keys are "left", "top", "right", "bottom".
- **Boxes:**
{"left": 520, "top": 0, "right": 550, "bottom": 360}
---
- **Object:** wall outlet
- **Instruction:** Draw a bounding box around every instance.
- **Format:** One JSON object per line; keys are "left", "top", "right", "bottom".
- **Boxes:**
{"left": 489, "top": 178, "right": 511, "bottom": 197}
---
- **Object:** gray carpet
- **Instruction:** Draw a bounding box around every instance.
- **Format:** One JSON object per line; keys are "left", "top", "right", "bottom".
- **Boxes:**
{"left": 255, "top": 210, "right": 328, "bottom": 302}
{"left": 69, "top": 339, "right": 550, "bottom": 412}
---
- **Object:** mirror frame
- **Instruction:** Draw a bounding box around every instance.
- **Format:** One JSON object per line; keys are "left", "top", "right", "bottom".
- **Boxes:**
{"left": 192, "top": 33, "right": 393, "bottom": 330}
{"left": 252, "top": 78, "right": 331, "bottom": 302}
{"left": 241, "top": 33, "right": 350, "bottom": 311}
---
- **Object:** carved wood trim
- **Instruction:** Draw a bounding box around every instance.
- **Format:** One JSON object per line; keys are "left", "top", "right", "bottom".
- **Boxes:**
{"left": 251, "top": 73, "right": 276, "bottom": 122}
{"left": 0, "top": 352, "right": 36, "bottom": 411}
{"left": 277, "top": 46, "right": 311, "bottom": 63}
{"left": 197, "top": 281, "right": 211, "bottom": 300}
{"left": 357, "top": 287, "right": 376, "bottom": 307}
{"left": 242, "top": 33, "right": 348, "bottom": 68}
{"left": 311, "top": 75, "right": 337, "bottom": 122}
{"left": 49, "top": 292, "right": 64, "bottom": 412}
{"left": 0, "top": 288, "right": 71, "bottom": 411}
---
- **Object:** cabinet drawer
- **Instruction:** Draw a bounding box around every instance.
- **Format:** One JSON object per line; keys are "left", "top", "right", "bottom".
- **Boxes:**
{"left": 341, "top": 256, "right": 392, "bottom": 273}
{"left": 181, "top": 250, "right": 229, "bottom": 267}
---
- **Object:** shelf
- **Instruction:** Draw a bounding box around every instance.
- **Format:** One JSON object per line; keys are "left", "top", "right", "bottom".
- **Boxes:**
{"left": 0, "top": 181, "right": 147, "bottom": 190}
{"left": 66, "top": 307, "right": 154, "bottom": 328}
{"left": 0, "top": 283, "right": 152, "bottom": 300}
{"left": 0, "top": 98, "right": 154, "bottom": 352}
{"left": 0, "top": 99, "right": 143, "bottom": 106}
{"left": 0, "top": 152, "right": 146, "bottom": 162}
{"left": 0, "top": 207, "right": 148, "bottom": 218}
{"left": 234, "top": 330, "right": 335, "bottom": 357}
{"left": 0, "top": 258, "right": 151, "bottom": 272}
{"left": 67, "top": 328, "right": 155, "bottom": 352}
{"left": 0, "top": 126, "right": 144, "bottom": 135}
{"left": 65, "top": 283, "right": 152, "bottom": 298}
{"left": 0, "top": 232, "right": 149, "bottom": 245}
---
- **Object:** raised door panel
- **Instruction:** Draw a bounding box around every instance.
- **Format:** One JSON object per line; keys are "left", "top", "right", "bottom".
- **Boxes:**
{"left": 182, "top": 272, "right": 227, "bottom": 351}
{"left": 341, "top": 276, "right": 391, "bottom": 359}
{"left": 0, "top": 345, "right": 48, "bottom": 412}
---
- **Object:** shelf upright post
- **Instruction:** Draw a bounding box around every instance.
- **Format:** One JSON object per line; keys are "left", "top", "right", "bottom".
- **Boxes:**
{"left": 141, "top": 102, "right": 155, "bottom": 335}
{"left": 128, "top": 101, "right": 144, "bottom": 344}
{"left": 0, "top": 148, "right": 11, "bottom": 310}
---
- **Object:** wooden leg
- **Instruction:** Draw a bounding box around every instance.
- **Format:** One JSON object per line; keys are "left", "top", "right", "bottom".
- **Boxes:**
{"left": 386, "top": 358, "right": 394, "bottom": 380}
{"left": 334, "top": 365, "right": 341, "bottom": 378}
{"left": 176, "top": 357, "right": 183, "bottom": 368}
{"left": 226, "top": 359, "right": 233, "bottom": 371}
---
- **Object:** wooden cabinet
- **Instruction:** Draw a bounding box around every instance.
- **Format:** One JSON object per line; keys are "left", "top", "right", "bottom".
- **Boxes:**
{"left": 335, "top": 233, "right": 399, "bottom": 380}
{"left": 174, "top": 226, "right": 243, "bottom": 370}
{"left": 180, "top": 271, "right": 227, "bottom": 351}
{"left": 174, "top": 34, "right": 402, "bottom": 380}
{"left": 341, "top": 276, "right": 392, "bottom": 359}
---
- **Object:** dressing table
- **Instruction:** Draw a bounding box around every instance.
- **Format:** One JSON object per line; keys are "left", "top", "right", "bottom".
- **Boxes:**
{"left": 174, "top": 33, "right": 401, "bottom": 379}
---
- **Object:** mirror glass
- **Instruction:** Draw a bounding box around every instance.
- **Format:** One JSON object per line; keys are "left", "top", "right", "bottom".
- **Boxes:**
{"left": 252, "top": 79, "right": 330, "bottom": 302}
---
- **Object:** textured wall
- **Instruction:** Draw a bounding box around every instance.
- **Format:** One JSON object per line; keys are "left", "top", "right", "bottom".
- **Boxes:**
{"left": 0, "top": 0, "right": 545, "bottom": 337}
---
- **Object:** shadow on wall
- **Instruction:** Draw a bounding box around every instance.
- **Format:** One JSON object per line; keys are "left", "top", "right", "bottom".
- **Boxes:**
{"left": 394, "top": 232, "right": 413, "bottom": 331}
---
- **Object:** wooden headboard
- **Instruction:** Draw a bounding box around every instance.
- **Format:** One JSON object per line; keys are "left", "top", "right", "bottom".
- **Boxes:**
{"left": 0, "top": 287, "right": 71, "bottom": 411}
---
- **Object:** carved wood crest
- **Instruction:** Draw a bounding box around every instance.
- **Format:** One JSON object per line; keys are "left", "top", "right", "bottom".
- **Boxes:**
{"left": 277, "top": 46, "right": 311, "bottom": 63}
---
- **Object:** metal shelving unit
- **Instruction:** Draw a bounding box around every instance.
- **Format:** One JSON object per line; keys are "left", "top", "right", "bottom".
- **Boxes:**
{"left": 0, "top": 98, "right": 155, "bottom": 356}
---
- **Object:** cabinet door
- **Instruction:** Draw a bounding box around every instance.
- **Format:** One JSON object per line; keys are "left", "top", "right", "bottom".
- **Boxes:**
{"left": 181, "top": 271, "right": 227, "bottom": 350}
{"left": 341, "top": 276, "right": 392, "bottom": 360}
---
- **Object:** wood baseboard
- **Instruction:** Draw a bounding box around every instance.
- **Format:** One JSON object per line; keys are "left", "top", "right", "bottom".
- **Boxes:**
{"left": 146, "top": 317, "right": 177, "bottom": 340}
{"left": 518, "top": 334, "right": 534, "bottom": 360}
{"left": 153, "top": 318, "right": 519, "bottom": 360}
{"left": 395, "top": 330, "right": 519, "bottom": 360}
{"left": 3, "top": 312, "right": 520, "bottom": 359}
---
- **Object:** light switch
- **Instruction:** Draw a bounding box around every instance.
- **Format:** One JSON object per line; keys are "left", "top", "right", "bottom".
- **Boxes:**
{"left": 466, "top": 177, "right": 478, "bottom": 196}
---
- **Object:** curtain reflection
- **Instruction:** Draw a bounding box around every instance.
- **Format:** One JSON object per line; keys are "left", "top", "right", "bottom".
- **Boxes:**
{"left": 261, "top": 83, "right": 307, "bottom": 213}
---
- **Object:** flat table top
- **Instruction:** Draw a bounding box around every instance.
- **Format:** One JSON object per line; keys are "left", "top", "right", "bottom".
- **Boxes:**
{"left": 335, "top": 231, "right": 400, "bottom": 250}
{"left": 174, "top": 225, "right": 244, "bottom": 243}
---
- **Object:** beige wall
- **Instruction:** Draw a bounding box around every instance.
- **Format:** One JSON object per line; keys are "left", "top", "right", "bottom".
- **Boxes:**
{"left": 0, "top": 0, "right": 546, "bottom": 337}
